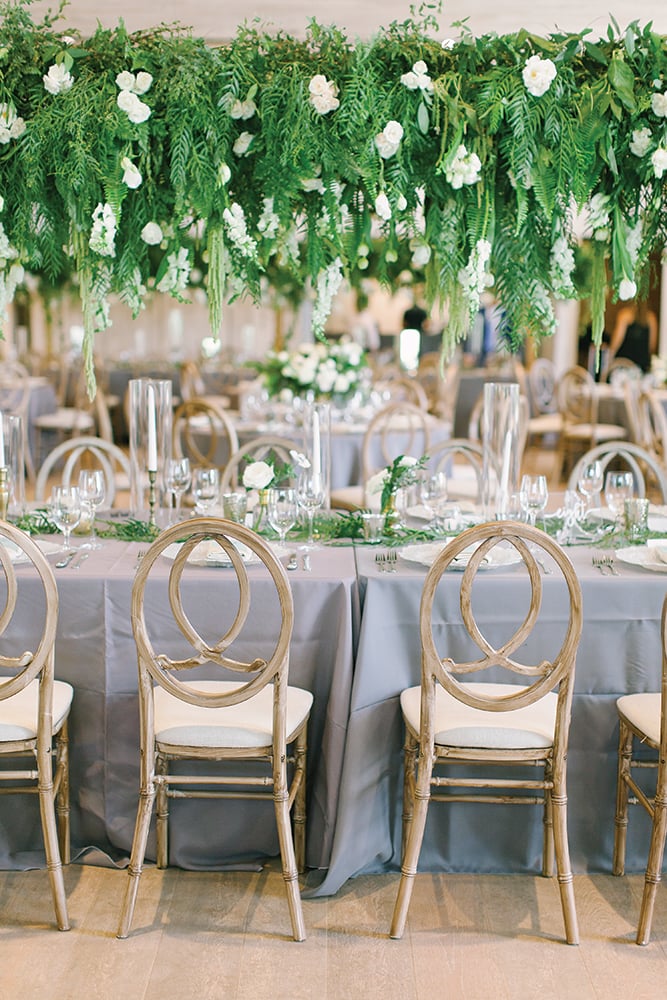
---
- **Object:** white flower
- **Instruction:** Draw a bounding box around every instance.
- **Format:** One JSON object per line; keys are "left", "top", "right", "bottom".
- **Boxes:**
{"left": 549, "top": 235, "right": 576, "bottom": 298}
{"left": 410, "top": 242, "right": 431, "bottom": 268}
{"left": 0, "top": 196, "right": 4, "bottom": 213}
{"left": 401, "top": 60, "right": 433, "bottom": 92}
{"left": 120, "top": 156, "right": 142, "bottom": 189}
{"left": 651, "top": 92, "right": 667, "bottom": 118}
{"left": 242, "top": 460, "right": 274, "bottom": 490}
{"left": 233, "top": 131, "right": 254, "bottom": 156}
{"left": 374, "top": 120, "right": 403, "bottom": 159}
{"left": 522, "top": 55, "right": 557, "bottom": 97}
{"left": 383, "top": 120, "right": 404, "bottom": 145}
{"left": 88, "top": 202, "right": 117, "bottom": 257}
{"left": 445, "top": 144, "right": 482, "bottom": 189}
{"left": 366, "top": 469, "right": 389, "bottom": 495}
{"left": 301, "top": 176, "right": 325, "bottom": 193}
{"left": 619, "top": 278, "right": 637, "bottom": 300}
{"left": 116, "top": 70, "right": 153, "bottom": 95}
{"left": 630, "top": 127, "right": 652, "bottom": 158}
{"left": 375, "top": 192, "right": 392, "bottom": 221}
{"left": 134, "top": 72, "right": 153, "bottom": 94}
{"left": 587, "top": 192, "right": 611, "bottom": 232}
{"left": 116, "top": 71, "right": 136, "bottom": 91}
{"left": 140, "top": 222, "right": 163, "bottom": 245}
{"left": 0, "top": 103, "right": 25, "bottom": 144}
{"left": 43, "top": 62, "right": 74, "bottom": 95}
{"left": 156, "top": 248, "right": 191, "bottom": 294}
{"left": 441, "top": 38, "right": 456, "bottom": 50}
{"left": 257, "top": 196, "right": 280, "bottom": 239}
{"left": 116, "top": 89, "right": 151, "bottom": 124}
{"left": 308, "top": 75, "right": 339, "bottom": 115}
{"left": 651, "top": 147, "right": 667, "bottom": 179}
{"left": 229, "top": 98, "right": 257, "bottom": 120}
{"left": 218, "top": 162, "right": 231, "bottom": 185}
{"left": 223, "top": 202, "right": 257, "bottom": 258}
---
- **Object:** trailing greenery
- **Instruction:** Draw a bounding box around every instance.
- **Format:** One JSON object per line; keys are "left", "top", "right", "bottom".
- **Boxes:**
{"left": 13, "top": 507, "right": 159, "bottom": 541}
{"left": 1, "top": 1, "right": 667, "bottom": 386}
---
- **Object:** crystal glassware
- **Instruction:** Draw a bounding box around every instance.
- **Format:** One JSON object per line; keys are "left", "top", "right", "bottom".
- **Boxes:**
{"left": 50, "top": 485, "right": 82, "bottom": 551}
{"left": 604, "top": 470, "right": 634, "bottom": 525}
{"left": 519, "top": 474, "right": 548, "bottom": 528}
{"left": 296, "top": 472, "right": 325, "bottom": 547}
{"left": 267, "top": 486, "right": 298, "bottom": 545}
{"left": 419, "top": 471, "right": 449, "bottom": 529}
{"left": 192, "top": 466, "right": 219, "bottom": 514}
{"left": 78, "top": 469, "right": 106, "bottom": 548}
{"left": 164, "top": 457, "right": 192, "bottom": 523}
{"left": 577, "top": 460, "right": 603, "bottom": 512}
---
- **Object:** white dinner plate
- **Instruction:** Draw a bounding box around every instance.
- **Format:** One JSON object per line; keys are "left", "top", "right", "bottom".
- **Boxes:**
{"left": 161, "top": 539, "right": 259, "bottom": 567}
{"left": 615, "top": 546, "right": 667, "bottom": 573}
{"left": 0, "top": 538, "right": 62, "bottom": 564}
{"left": 398, "top": 541, "right": 522, "bottom": 570}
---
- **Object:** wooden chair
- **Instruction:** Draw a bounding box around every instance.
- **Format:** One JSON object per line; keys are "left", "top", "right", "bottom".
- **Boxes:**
{"left": 637, "top": 390, "right": 667, "bottom": 461}
{"left": 32, "top": 363, "right": 97, "bottom": 465}
{"left": 0, "top": 522, "right": 73, "bottom": 930}
{"left": 219, "top": 434, "right": 301, "bottom": 492}
{"left": 613, "top": 593, "right": 667, "bottom": 945}
{"left": 567, "top": 440, "right": 667, "bottom": 504}
{"left": 390, "top": 521, "right": 583, "bottom": 945}
{"left": 172, "top": 397, "right": 239, "bottom": 470}
{"left": 117, "top": 518, "right": 312, "bottom": 941}
{"left": 34, "top": 435, "right": 132, "bottom": 506}
{"left": 0, "top": 360, "right": 36, "bottom": 482}
{"left": 428, "top": 438, "right": 484, "bottom": 504}
{"left": 604, "top": 357, "right": 643, "bottom": 385}
{"left": 330, "top": 401, "right": 433, "bottom": 510}
{"left": 554, "top": 366, "right": 627, "bottom": 482}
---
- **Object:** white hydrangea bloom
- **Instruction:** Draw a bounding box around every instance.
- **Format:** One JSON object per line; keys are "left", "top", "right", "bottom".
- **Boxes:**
{"left": 445, "top": 144, "right": 482, "bottom": 189}
{"left": 140, "top": 222, "right": 163, "bottom": 245}
{"left": 88, "top": 203, "right": 117, "bottom": 257}
{"left": 257, "top": 197, "right": 280, "bottom": 239}
{"left": 156, "top": 247, "right": 191, "bottom": 294}
{"left": 43, "top": 63, "right": 74, "bottom": 95}
{"left": 522, "top": 55, "right": 557, "bottom": 97}
{"left": 222, "top": 203, "right": 257, "bottom": 258}
{"left": 630, "top": 127, "right": 652, "bottom": 157}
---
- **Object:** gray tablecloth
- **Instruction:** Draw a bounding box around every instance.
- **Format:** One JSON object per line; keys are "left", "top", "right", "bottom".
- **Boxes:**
{"left": 1, "top": 540, "right": 358, "bottom": 872}
{"left": 310, "top": 542, "right": 665, "bottom": 896}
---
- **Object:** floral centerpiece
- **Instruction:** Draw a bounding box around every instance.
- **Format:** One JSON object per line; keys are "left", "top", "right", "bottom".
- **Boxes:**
{"left": 366, "top": 454, "right": 429, "bottom": 532}
{"left": 241, "top": 453, "right": 294, "bottom": 529}
{"left": 252, "top": 340, "right": 368, "bottom": 402}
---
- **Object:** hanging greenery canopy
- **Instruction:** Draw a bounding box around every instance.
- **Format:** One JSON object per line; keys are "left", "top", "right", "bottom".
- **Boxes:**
{"left": 0, "top": 1, "right": 666, "bottom": 386}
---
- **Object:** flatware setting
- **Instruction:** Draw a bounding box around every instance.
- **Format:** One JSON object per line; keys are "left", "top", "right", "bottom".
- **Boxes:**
{"left": 375, "top": 550, "right": 397, "bottom": 573}
{"left": 592, "top": 554, "right": 619, "bottom": 576}
{"left": 55, "top": 550, "right": 76, "bottom": 569}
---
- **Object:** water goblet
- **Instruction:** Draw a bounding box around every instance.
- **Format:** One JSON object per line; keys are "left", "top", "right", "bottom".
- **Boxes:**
{"left": 604, "top": 470, "right": 634, "bottom": 525}
{"left": 267, "top": 486, "right": 298, "bottom": 546}
{"left": 519, "top": 474, "right": 548, "bottom": 528}
{"left": 192, "top": 466, "right": 220, "bottom": 514}
{"left": 164, "top": 457, "right": 192, "bottom": 523}
{"left": 78, "top": 469, "right": 106, "bottom": 548}
{"left": 419, "top": 471, "right": 449, "bottom": 530}
{"left": 297, "top": 472, "right": 325, "bottom": 547}
{"left": 577, "top": 460, "right": 603, "bottom": 512}
{"left": 50, "top": 485, "right": 81, "bottom": 551}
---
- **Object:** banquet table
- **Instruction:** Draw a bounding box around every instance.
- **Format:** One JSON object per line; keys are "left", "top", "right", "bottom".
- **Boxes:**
{"left": 309, "top": 539, "right": 666, "bottom": 896}
{"left": 1, "top": 536, "right": 358, "bottom": 873}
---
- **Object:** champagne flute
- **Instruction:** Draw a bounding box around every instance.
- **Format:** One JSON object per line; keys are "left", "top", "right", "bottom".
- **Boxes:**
{"left": 267, "top": 486, "right": 298, "bottom": 546}
{"left": 604, "top": 470, "right": 634, "bottom": 525}
{"left": 297, "top": 472, "right": 325, "bottom": 547}
{"left": 50, "top": 485, "right": 81, "bottom": 551}
{"left": 164, "top": 457, "right": 192, "bottom": 523}
{"left": 192, "top": 466, "right": 219, "bottom": 514}
{"left": 577, "top": 460, "right": 603, "bottom": 512}
{"left": 78, "top": 469, "right": 106, "bottom": 548}
{"left": 519, "top": 474, "right": 548, "bottom": 528}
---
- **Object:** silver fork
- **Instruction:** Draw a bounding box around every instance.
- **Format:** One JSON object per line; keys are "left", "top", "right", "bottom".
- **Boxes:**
{"left": 592, "top": 555, "right": 609, "bottom": 576}
{"left": 375, "top": 551, "right": 387, "bottom": 573}
{"left": 604, "top": 555, "right": 620, "bottom": 576}
{"left": 385, "top": 550, "right": 397, "bottom": 573}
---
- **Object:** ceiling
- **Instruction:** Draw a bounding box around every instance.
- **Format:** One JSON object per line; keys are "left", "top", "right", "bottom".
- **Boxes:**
{"left": 27, "top": 1, "right": 667, "bottom": 41}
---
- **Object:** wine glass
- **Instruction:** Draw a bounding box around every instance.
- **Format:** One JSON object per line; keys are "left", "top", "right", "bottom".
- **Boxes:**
{"left": 192, "top": 466, "right": 219, "bottom": 514}
{"left": 78, "top": 469, "right": 106, "bottom": 548}
{"left": 267, "top": 486, "right": 298, "bottom": 546}
{"left": 420, "top": 471, "right": 449, "bottom": 530}
{"left": 577, "top": 460, "right": 603, "bottom": 512}
{"left": 604, "top": 470, "right": 634, "bottom": 525}
{"left": 164, "top": 457, "right": 191, "bottom": 523}
{"left": 50, "top": 485, "right": 81, "bottom": 551}
{"left": 296, "top": 472, "right": 325, "bottom": 547}
{"left": 519, "top": 474, "right": 548, "bottom": 528}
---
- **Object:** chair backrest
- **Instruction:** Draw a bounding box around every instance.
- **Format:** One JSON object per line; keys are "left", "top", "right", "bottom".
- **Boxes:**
{"left": 557, "top": 366, "right": 596, "bottom": 425}
{"left": 604, "top": 357, "right": 643, "bottom": 385}
{"left": 172, "top": 397, "right": 240, "bottom": 469}
{"left": 378, "top": 374, "right": 429, "bottom": 410}
{"left": 360, "top": 402, "right": 432, "bottom": 487}
{"left": 34, "top": 435, "right": 132, "bottom": 504}
{"left": 567, "top": 440, "right": 667, "bottom": 503}
{"left": 0, "top": 360, "right": 31, "bottom": 415}
{"left": 623, "top": 381, "right": 645, "bottom": 445}
{"left": 131, "top": 518, "right": 293, "bottom": 720}
{"left": 220, "top": 434, "right": 301, "bottom": 492}
{"left": 528, "top": 358, "right": 557, "bottom": 415}
{"left": 419, "top": 520, "right": 582, "bottom": 725}
{"left": 0, "top": 521, "right": 58, "bottom": 704}
{"left": 637, "top": 390, "right": 667, "bottom": 460}
{"left": 180, "top": 360, "right": 207, "bottom": 402}
{"left": 429, "top": 438, "right": 485, "bottom": 503}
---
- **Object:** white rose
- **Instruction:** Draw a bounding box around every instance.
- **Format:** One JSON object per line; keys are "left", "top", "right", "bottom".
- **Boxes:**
{"left": 397, "top": 194, "right": 407, "bottom": 211}
{"left": 411, "top": 243, "right": 432, "bottom": 267}
{"left": 43, "top": 63, "right": 74, "bottom": 95}
{"left": 230, "top": 98, "right": 257, "bottom": 120}
{"left": 375, "top": 192, "right": 392, "bottom": 220}
{"left": 121, "top": 156, "right": 142, "bottom": 189}
{"left": 442, "top": 38, "right": 455, "bottom": 50}
{"left": 218, "top": 162, "right": 231, "bottom": 184}
{"left": 310, "top": 89, "right": 339, "bottom": 115}
{"left": 316, "top": 370, "right": 336, "bottom": 393}
{"left": 233, "top": 131, "right": 254, "bottom": 156}
{"left": 618, "top": 278, "right": 637, "bottom": 300}
{"left": 308, "top": 74, "right": 329, "bottom": 96}
{"left": 117, "top": 90, "right": 150, "bottom": 123}
{"left": 651, "top": 147, "right": 667, "bottom": 179}
{"left": 366, "top": 470, "right": 389, "bottom": 495}
{"left": 398, "top": 456, "right": 418, "bottom": 468}
{"left": 134, "top": 72, "right": 153, "bottom": 94}
{"left": 140, "top": 222, "right": 163, "bottom": 245}
{"left": 301, "top": 177, "right": 325, "bottom": 193}
{"left": 651, "top": 92, "right": 667, "bottom": 118}
{"left": 383, "top": 120, "right": 404, "bottom": 144}
{"left": 630, "top": 127, "right": 652, "bottom": 157}
{"left": 522, "top": 55, "right": 557, "bottom": 98}
{"left": 374, "top": 132, "right": 399, "bottom": 159}
{"left": 116, "top": 71, "right": 135, "bottom": 91}
{"left": 242, "top": 460, "right": 274, "bottom": 490}
{"left": 400, "top": 71, "right": 420, "bottom": 90}
{"left": 334, "top": 374, "right": 350, "bottom": 394}
{"left": 9, "top": 118, "right": 25, "bottom": 140}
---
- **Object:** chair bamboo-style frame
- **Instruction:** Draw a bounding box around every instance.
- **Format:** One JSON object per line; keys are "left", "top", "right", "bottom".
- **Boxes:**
{"left": 219, "top": 434, "right": 301, "bottom": 492}
{"left": 34, "top": 435, "right": 132, "bottom": 505}
{"left": 0, "top": 522, "right": 73, "bottom": 930}
{"left": 390, "top": 521, "right": 583, "bottom": 945}
{"left": 117, "top": 517, "right": 312, "bottom": 942}
{"left": 172, "top": 396, "right": 240, "bottom": 469}
{"left": 428, "top": 438, "right": 485, "bottom": 504}
{"left": 554, "top": 366, "right": 627, "bottom": 481}
{"left": 613, "top": 593, "right": 667, "bottom": 945}
{"left": 567, "top": 440, "right": 667, "bottom": 504}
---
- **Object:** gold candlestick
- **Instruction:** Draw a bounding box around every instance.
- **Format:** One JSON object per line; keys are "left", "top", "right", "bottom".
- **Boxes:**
{"left": 0, "top": 466, "right": 9, "bottom": 520}
{"left": 147, "top": 469, "right": 157, "bottom": 528}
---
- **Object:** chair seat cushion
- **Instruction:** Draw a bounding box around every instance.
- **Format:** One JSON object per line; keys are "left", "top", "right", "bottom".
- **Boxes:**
{"left": 0, "top": 679, "right": 74, "bottom": 741}
{"left": 34, "top": 409, "right": 95, "bottom": 432}
{"left": 564, "top": 423, "right": 627, "bottom": 441}
{"left": 400, "top": 682, "right": 557, "bottom": 749}
{"left": 329, "top": 485, "right": 364, "bottom": 511}
{"left": 154, "top": 680, "right": 313, "bottom": 749}
{"left": 528, "top": 413, "right": 563, "bottom": 434}
{"left": 617, "top": 692, "right": 661, "bottom": 746}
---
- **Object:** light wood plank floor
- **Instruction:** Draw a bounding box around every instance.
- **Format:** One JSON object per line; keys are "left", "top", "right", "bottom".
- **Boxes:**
{"left": 1, "top": 864, "right": 666, "bottom": 999}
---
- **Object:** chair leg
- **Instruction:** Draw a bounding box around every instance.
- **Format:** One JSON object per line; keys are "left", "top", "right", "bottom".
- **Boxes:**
{"left": 55, "top": 721, "right": 70, "bottom": 865}
{"left": 155, "top": 754, "right": 169, "bottom": 869}
{"left": 292, "top": 729, "right": 308, "bottom": 875}
{"left": 390, "top": 751, "right": 433, "bottom": 940}
{"left": 274, "top": 787, "right": 306, "bottom": 942}
{"left": 550, "top": 786, "right": 579, "bottom": 945}
{"left": 401, "top": 733, "right": 417, "bottom": 866}
{"left": 38, "top": 775, "right": 69, "bottom": 931}
{"left": 636, "top": 787, "right": 667, "bottom": 945}
{"left": 613, "top": 720, "right": 634, "bottom": 876}
{"left": 117, "top": 786, "right": 156, "bottom": 939}
{"left": 542, "top": 762, "right": 554, "bottom": 877}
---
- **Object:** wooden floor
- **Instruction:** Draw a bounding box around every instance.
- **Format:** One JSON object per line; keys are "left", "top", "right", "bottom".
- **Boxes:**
{"left": 1, "top": 864, "right": 666, "bottom": 999}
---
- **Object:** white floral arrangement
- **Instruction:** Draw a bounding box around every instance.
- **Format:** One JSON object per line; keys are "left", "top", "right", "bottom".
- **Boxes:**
{"left": 253, "top": 339, "right": 368, "bottom": 402}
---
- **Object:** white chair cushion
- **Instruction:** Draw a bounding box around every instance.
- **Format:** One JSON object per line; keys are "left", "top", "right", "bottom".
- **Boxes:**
{"left": 154, "top": 680, "right": 313, "bottom": 749}
{"left": 565, "top": 423, "right": 626, "bottom": 440}
{"left": 330, "top": 485, "right": 364, "bottom": 510}
{"left": 0, "top": 679, "right": 74, "bottom": 741}
{"left": 400, "top": 682, "right": 557, "bottom": 750}
{"left": 617, "top": 692, "right": 661, "bottom": 746}
{"left": 35, "top": 409, "right": 95, "bottom": 432}
{"left": 528, "top": 413, "right": 563, "bottom": 434}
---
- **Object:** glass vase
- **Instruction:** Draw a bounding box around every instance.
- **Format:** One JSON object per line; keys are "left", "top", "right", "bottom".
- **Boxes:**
{"left": 481, "top": 382, "right": 521, "bottom": 519}
{"left": 301, "top": 400, "right": 331, "bottom": 510}
{"left": 129, "top": 378, "right": 172, "bottom": 516}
